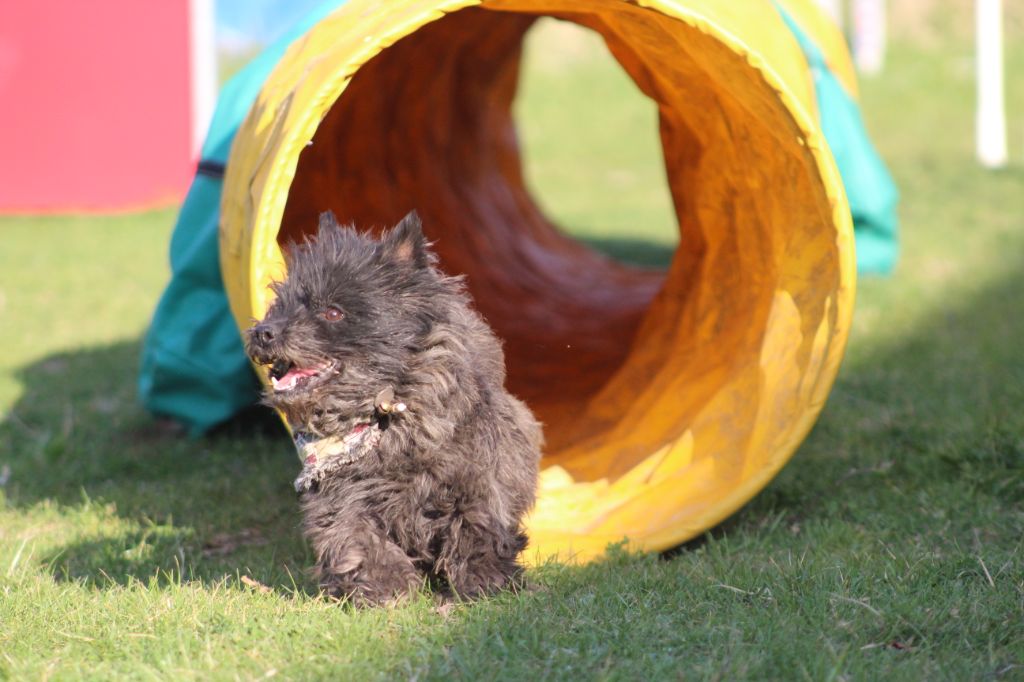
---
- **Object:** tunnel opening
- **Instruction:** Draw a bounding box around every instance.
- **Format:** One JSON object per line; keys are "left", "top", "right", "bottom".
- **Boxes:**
{"left": 513, "top": 17, "right": 678, "bottom": 269}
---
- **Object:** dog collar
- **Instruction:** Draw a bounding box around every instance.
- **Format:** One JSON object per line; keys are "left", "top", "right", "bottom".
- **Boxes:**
{"left": 291, "top": 387, "right": 407, "bottom": 493}
{"left": 292, "top": 424, "right": 383, "bottom": 492}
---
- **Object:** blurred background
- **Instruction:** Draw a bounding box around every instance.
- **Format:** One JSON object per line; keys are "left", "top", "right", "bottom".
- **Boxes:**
{"left": 1, "top": 0, "right": 1019, "bottom": 224}
{"left": 214, "top": 0, "right": 1023, "bottom": 259}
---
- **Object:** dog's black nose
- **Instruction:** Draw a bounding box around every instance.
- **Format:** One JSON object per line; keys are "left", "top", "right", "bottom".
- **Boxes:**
{"left": 252, "top": 323, "right": 276, "bottom": 344}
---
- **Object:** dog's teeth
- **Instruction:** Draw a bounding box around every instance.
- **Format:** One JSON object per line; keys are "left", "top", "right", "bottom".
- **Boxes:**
{"left": 272, "top": 375, "right": 297, "bottom": 391}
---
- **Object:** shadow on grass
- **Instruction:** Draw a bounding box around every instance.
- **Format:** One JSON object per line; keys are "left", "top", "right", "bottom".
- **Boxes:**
{"left": 749, "top": 262, "right": 1024, "bottom": 523}
{"left": 3, "top": 234, "right": 1023, "bottom": 602}
{"left": 353, "top": 240, "right": 1023, "bottom": 678}
{"left": 1, "top": 339, "right": 314, "bottom": 592}
{"left": 0, "top": 236, "right": 675, "bottom": 595}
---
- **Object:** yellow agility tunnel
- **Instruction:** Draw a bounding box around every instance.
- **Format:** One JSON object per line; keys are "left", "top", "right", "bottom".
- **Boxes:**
{"left": 219, "top": 0, "right": 857, "bottom": 564}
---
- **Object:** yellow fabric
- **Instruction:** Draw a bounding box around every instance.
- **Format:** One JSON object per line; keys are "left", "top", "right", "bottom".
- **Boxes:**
{"left": 220, "top": 0, "right": 856, "bottom": 564}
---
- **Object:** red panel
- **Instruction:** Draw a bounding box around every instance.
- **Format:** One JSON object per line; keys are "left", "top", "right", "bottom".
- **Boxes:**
{"left": 0, "top": 1, "right": 193, "bottom": 211}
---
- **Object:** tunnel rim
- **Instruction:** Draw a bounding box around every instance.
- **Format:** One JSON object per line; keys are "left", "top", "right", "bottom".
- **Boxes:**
{"left": 220, "top": 0, "right": 857, "bottom": 563}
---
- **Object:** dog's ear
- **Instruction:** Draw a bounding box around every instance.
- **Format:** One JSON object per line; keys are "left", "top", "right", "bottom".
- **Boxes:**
{"left": 317, "top": 210, "right": 341, "bottom": 238}
{"left": 282, "top": 212, "right": 341, "bottom": 266}
{"left": 383, "top": 210, "right": 429, "bottom": 268}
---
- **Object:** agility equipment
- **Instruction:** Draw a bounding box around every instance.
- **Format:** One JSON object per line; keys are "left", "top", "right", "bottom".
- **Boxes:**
{"left": 211, "top": 0, "right": 864, "bottom": 563}
{"left": 0, "top": 1, "right": 215, "bottom": 211}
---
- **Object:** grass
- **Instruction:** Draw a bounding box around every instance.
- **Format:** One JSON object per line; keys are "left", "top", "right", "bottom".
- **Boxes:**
{"left": 2, "top": 19, "right": 1024, "bottom": 681}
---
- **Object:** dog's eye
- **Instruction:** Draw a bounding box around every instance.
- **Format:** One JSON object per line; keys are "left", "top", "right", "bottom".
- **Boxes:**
{"left": 321, "top": 306, "right": 344, "bottom": 322}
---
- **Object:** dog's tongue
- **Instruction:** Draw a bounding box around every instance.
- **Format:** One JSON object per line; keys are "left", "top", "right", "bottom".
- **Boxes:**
{"left": 272, "top": 365, "right": 321, "bottom": 392}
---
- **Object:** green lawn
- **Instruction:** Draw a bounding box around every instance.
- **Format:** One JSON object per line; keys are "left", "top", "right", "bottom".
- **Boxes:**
{"left": 2, "top": 20, "right": 1023, "bottom": 681}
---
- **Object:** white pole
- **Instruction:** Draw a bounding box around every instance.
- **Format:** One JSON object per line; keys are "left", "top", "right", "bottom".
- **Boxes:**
{"left": 976, "top": 0, "right": 1008, "bottom": 168}
{"left": 188, "top": 0, "right": 218, "bottom": 160}
{"left": 853, "top": 0, "right": 886, "bottom": 75}
{"left": 817, "top": 0, "right": 844, "bottom": 29}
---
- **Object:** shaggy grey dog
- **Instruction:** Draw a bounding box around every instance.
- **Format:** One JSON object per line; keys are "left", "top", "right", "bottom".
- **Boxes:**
{"left": 245, "top": 211, "right": 542, "bottom": 606}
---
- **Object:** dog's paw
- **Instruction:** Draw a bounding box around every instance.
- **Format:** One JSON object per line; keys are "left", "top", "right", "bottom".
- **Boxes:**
{"left": 319, "top": 561, "right": 423, "bottom": 608}
{"left": 445, "top": 563, "right": 523, "bottom": 601}
{"left": 323, "top": 579, "right": 419, "bottom": 608}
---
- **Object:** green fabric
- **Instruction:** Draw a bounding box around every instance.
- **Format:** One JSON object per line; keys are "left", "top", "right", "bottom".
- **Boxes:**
{"left": 138, "top": 1, "right": 346, "bottom": 435}
{"left": 776, "top": 5, "right": 900, "bottom": 274}
{"left": 138, "top": 174, "right": 260, "bottom": 435}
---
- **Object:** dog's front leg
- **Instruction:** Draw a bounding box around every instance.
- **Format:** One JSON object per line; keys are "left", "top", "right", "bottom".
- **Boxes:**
{"left": 438, "top": 514, "right": 527, "bottom": 600}
{"left": 305, "top": 514, "right": 421, "bottom": 607}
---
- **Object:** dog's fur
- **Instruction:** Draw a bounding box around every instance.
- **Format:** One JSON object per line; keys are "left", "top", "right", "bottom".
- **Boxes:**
{"left": 245, "top": 211, "right": 542, "bottom": 606}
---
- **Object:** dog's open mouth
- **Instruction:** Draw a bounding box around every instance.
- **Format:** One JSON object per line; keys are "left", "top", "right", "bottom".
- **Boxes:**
{"left": 268, "top": 359, "right": 335, "bottom": 393}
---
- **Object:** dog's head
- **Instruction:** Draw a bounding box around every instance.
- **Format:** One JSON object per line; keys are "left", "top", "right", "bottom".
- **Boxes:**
{"left": 245, "top": 210, "right": 441, "bottom": 418}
